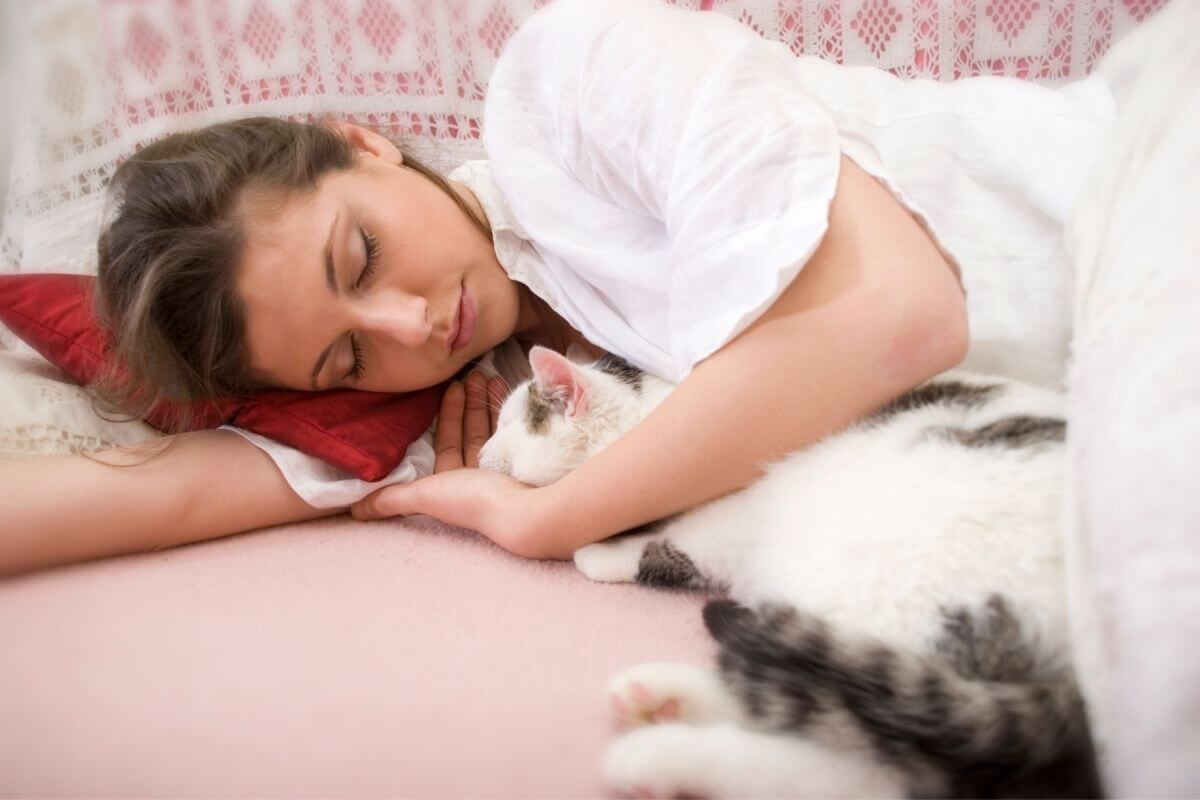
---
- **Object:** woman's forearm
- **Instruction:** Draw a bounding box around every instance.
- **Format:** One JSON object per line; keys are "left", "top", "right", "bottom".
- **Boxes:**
{"left": 0, "top": 428, "right": 341, "bottom": 577}
{"left": 534, "top": 156, "right": 969, "bottom": 559}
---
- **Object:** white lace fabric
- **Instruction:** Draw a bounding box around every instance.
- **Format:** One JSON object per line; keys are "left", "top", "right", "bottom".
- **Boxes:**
{"left": 0, "top": 352, "right": 161, "bottom": 461}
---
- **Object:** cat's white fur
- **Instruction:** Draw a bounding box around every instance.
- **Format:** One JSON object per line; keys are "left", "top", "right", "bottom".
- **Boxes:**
{"left": 479, "top": 346, "right": 1071, "bottom": 799}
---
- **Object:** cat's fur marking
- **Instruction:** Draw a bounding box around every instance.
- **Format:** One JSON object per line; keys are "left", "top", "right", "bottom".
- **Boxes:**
{"left": 525, "top": 384, "right": 554, "bottom": 434}
{"left": 593, "top": 352, "right": 644, "bottom": 392}
{"left": 869, "top": 379, "right": 1001, "bottom": 424}
{"left": 636, "top": 540, "right": 710, "bottom": 591}
{"left": 929, "top": 415, "right": 1066, "bottom": 449}
{"left": 936, "top": 595, "right": 1037, "bottom": 682}
{"left": 705, "top": 600, "right": 1102, "bottom": 799}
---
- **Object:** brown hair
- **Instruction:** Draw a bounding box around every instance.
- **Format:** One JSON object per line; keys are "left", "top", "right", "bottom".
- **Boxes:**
{"left": 92, "top": 114, "right": 489, "bottom": 435}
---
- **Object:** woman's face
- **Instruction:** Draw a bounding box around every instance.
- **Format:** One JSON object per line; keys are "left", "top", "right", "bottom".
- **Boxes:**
{"left": 235, "top": 122, "right": 525, "bottom": 393}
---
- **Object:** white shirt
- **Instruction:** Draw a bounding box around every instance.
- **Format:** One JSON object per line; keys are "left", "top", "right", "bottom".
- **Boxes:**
{"left": 224, "top": 0, "right": 1115, "bottom": 508}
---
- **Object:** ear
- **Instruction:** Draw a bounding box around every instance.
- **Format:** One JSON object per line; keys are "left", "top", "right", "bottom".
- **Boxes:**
{"left": 529, "top": 345, "right": 589, "bottom": 420}
{"left": 322, "top": 120, "right": 403, "bottom": 167}
{"left": 564, "top": 342, "right": 593, "bottom": 364}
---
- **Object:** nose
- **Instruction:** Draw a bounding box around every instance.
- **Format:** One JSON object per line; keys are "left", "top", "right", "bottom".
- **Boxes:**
{"left": 356, "top": 290, "right": 431, "bottom": 348}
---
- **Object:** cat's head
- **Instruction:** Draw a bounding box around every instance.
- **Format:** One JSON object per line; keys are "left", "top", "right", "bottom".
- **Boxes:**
{"left": 479, "top": 346, "right": 665, "bottom": 486}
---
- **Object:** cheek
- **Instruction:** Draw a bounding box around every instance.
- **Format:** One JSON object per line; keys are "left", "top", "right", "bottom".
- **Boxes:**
{"left": 364, "top": 341, "right": 452, "bottom": 393}
{"left": 478, "top": 263, "right": 519, "bottom": 337}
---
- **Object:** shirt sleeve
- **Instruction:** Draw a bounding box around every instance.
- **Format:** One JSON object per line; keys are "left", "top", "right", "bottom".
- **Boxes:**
{"left": 484, "top": 0, "right": 841, "bottom": 381}
{"left": 218, "top": 425, "right": 436, "bottom": 509}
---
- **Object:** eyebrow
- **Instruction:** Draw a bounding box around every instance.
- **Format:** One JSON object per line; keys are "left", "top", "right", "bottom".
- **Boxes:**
{"left": 310, "top": 210, "right": 341, "bottom": 390}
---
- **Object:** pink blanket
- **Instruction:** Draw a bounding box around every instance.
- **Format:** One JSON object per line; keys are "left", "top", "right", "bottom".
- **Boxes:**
{"left": 0, "top": 515, "right": 715, "bottom": 797}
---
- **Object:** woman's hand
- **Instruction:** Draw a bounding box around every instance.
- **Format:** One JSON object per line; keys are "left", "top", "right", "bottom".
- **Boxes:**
{"left": 431, "top": 368, "right": 509, "bottom": 472}
{"left": 351, "top": 467, "right": 561, "bottom": 558}
{"left": 349, "top": 368, "right": 568, "bottom": 560}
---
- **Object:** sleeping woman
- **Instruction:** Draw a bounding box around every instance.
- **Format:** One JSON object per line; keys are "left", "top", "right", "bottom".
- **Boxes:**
{"left": 0, "top": 0, "right": 1115, "bottom": 575}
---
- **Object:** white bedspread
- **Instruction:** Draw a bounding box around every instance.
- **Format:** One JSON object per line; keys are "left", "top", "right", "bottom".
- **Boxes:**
{"left": 1063, "top": 0, "right": 1200, "bottom": 794}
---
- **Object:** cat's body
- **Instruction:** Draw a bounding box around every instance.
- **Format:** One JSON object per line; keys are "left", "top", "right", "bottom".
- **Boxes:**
{"left": 479, "top": 347, "right": 1100, "bottom": 799}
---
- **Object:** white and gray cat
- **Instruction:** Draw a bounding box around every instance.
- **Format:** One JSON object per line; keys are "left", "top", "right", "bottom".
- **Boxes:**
{"left": 479, "top": 346, "right": 1100, "bottom": 799}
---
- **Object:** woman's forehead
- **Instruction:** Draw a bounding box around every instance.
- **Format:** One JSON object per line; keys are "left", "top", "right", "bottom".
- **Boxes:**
{"left": 235, "top": 176, "right": 328, "bottom": 234}
{"left": 232, "top": 183, "right": 341, "bottom": 372}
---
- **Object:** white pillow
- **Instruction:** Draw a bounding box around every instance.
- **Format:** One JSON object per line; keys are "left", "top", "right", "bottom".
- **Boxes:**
{"left": 0, "top": 352, "right": 162, "bottom": 461}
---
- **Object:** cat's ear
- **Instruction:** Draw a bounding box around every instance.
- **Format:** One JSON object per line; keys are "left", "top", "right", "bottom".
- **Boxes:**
{"left": 565, "top": 342, "right": 593, "bottom": 364}
{"left": 529, "top": 345, "right": 589, "bottom": 419}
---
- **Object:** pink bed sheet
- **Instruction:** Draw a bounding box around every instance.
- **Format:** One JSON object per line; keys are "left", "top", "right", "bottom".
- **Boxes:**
{"left": 0, "top": 514, "right": 716, "bottom": 797}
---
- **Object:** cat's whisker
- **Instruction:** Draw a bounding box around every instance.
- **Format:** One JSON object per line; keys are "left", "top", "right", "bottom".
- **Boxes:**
{"left": 482, "top": 373, "right": 513, "bottom": 401}
{"left": 483, "top": 385, "right": 511, "bottom": 413}
{"left": 490, "top": 373, "right": 513, "bottom": 394}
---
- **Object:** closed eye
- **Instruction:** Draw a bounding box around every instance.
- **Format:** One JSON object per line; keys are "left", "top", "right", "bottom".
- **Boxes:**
{"left": 357, "top": 226, "right": 380, "bottom": 289}
{"left": 345, "top": 227, "right": 380, "bottom": 384}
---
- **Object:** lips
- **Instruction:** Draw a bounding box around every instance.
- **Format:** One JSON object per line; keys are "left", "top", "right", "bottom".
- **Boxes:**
{"left": 450, "top": 283, "right": 476, "bottom": 352}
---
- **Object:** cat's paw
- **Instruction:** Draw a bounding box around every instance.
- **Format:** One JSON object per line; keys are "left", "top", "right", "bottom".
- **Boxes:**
{"left": 608, "top": 662, "right": 743, "bottom": 729}
{"left": 605, "top": 723, "right": 908, "bottom": 799}
{"left": 573, "top": 538, "right": 645, "bottom": 583}
{"left": 604, "top": 723, "right": 716, "bottom": 799}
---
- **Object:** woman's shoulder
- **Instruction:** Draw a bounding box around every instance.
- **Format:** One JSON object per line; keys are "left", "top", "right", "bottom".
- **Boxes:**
{"left": 490, "top": 0, "right": 759, "bottom": 87}
{"left": 483, "top": 0, "right": 776, "bottom": 154}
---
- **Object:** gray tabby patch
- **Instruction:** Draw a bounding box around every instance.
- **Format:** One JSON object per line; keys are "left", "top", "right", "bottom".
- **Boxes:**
{"left": 636, "top": 540, "right": 710, "bottom": 591}
{"left": 526, "top": 385, "right": 554, "bottom": 434}
{"left": 936, "top": 595, "right": 1037, "bottom": 682}
{"left": 869, "top": 379, "right": 1001, "bottom": 424}
{"left": 929, "top": 415, "right": 1066, "bottom": 449}
{"left": 593, "top": 353, "right": 644, "bottom": 393}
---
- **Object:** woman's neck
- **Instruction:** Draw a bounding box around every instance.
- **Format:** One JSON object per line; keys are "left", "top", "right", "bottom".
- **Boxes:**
{"left": 513, "top": 284, "right": 605, "bottom": 359}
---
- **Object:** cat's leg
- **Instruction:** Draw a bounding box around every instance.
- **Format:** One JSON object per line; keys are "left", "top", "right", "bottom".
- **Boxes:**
{"left": 629, "top": 496, "right": 750, "bottom": 592}
{"left": 573, "top": 526, "right": 666, "bottom": 584}
{"left": 604, "top": 722, "right": 905, "bottom": 799}
{"left": 608, "top": 661, "right": 747, "bottom": 728}
{"left": 576, "top": 510, "right": 733, "bottom": 592}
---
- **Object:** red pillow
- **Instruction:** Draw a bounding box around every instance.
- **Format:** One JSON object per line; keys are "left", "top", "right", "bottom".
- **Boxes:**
{"left": 0, "top": 273, "right": 446, "bottom": 482}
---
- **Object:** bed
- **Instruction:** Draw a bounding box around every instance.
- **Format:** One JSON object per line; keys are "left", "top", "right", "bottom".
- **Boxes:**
{"left": 2, "top": 0, "right": 1195, "bottom": 796}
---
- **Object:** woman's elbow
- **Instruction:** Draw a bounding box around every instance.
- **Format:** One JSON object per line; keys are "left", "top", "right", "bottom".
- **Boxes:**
{"left": 879, "top": 278, "right": 970, "bottom": 387}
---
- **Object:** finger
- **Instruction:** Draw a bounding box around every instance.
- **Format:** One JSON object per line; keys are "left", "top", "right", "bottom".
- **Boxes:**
{"left": 351, "top": 480, "right": 423, "bottom": 521}
{"left": 487, "top": 376, "right": 508, "bottom": 434}
{"left": 351, "top": 470, "right": 487, "bottom": 525}
{"left": 433, "top": 381, "right": 465, "bottom": 473}
{"left": 463, "top": 370, "right": 491, "bottom": 468}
